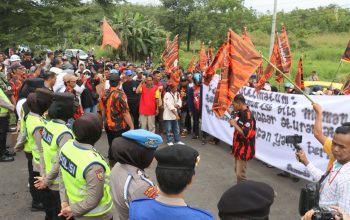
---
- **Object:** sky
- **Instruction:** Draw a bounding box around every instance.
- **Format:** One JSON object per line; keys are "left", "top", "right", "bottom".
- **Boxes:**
{"left": 127, "top": 0, "right": 350, "bottom": 13}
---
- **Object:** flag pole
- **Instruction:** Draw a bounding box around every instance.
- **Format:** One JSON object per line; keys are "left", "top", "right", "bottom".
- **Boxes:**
{"left": 330, "top": 60, "right": 343, "bottom": 87}
{"left": 261, "top": 55, "right": 314, "bottom": 103}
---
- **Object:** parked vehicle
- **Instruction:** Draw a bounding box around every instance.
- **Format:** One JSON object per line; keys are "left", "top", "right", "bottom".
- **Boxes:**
{"left": 64, "top": 49, "right": 88, "bottom": 61}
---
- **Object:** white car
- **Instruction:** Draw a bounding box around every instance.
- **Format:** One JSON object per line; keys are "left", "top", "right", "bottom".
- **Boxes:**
{"left": 64, "top": 49, "right": 88, "bottom": 61}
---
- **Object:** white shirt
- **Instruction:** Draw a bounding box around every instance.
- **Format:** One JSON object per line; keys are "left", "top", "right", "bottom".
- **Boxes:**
{"left": 16, "top": 98, "right": 26, "bottom": 121}
{"left": 306, "top": 161, "right": 350, "bottom": 215}
{"left": 163, "top": 91, "right": 182, "bottom": 121}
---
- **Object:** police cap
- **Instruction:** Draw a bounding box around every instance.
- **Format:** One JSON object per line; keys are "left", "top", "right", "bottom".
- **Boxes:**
{"left": 217, "top": 180, "right": 274, "bottom": 219}
{"left": 122, "top": 129, "right": 163, "bottom": 149}
{"left": 155, "top": 144, "right": 199, "bottom": 170}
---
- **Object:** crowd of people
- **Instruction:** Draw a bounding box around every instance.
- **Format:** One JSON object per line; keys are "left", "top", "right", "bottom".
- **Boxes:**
{"left": 0, "top": 49, "right": 349, "bottom": 220}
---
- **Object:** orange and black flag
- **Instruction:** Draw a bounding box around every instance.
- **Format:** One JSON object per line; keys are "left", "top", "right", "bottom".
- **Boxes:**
{"left": 342, "top": 73, "right": 350, "bottom": 95}
{"left": 212, "top": 30, "right": 262, "bottom": 117}
{"left": 101, "top": 17, "right": 121, "bottom": 49}
{"left": 278, "top": 25, "right": 292, "bottom": 73}
{"left": 242, "top": 27, "right": 254, "bottom": 47}
{"left": 162, "top": 35, "right": 179, "bottom": 74}
{"left": 187, "top": 56, "right": 195, "bottom": 73}
{"left": 341, "top": 40, "right": 350, "bottom": 63}
{"left": 204, "top": 42, "right": 227, "bottom": 85}
{"left": 199, "top": 44, "right": 207, "bottom": 72}
{"left": 256, "top": 33, "right": 283, "bottom": 92}
{"left": 294, "top": 58, "right": 305, "bottom": 90}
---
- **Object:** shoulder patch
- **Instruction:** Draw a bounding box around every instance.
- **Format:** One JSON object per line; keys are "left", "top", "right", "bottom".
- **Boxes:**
{"left": 144, "top": 186, "right": 158, "bottom": 199}
{"left": 95, "top": 168, "right": 104, "bottom": 181}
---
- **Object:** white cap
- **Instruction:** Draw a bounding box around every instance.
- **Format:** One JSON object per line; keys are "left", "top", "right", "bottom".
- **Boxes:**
{"left": 10, "top": 55, "right": 21, "bottom": 62}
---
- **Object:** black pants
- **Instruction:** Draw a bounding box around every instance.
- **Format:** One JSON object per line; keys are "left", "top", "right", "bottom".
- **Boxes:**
{"left": 128, "top": 100, "right": 140, "bottom": 129}
{"left": 185, "top": 110, "right": 192, "bottom": 133}
{"left": 42, "top": 189, "right": 64, "bottom": 220}
{"left": 25, "top": 152, "right": 42, "bottom": 204}
{"left": 193, "top": 110, "right": 207, "bottom": 139}
{"left": 106, "top": 128, "right": 128, "bottom": 160}
{"left": 0, "top": 116, "right": 9, "bottom": 156}
{"left": 155, "top": 108, "right": 164, "bottom": 135}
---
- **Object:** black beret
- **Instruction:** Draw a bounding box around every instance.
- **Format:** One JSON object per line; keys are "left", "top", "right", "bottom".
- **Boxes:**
{"left": 109, "top": 74, "right": 121, "bottom": 83}
{"left": 155, "top": 144, "right": 199, "bottom": 170}
{"left": 48, "top": 93, "right": 75, "bottom": 120}
{"left": 218, "top": 180, "right": 274, "bottom": 220}
{"left": 24, "top": 78, "right": 44, "bottom": 88}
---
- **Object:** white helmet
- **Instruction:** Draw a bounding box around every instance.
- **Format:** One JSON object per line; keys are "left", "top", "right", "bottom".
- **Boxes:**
{"left": 10, "top": 54, "right": 21, "bottom": 62}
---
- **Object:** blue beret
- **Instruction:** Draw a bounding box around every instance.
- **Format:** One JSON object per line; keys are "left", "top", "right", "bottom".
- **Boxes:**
{"left": 122, "top": 129, "right": 163, "bottom": 149}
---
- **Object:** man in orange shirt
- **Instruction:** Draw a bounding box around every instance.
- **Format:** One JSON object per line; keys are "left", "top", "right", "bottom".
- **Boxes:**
{"left": 9, "top": 63, "right": 26, "bottom": 104}
{"left": 101, "top": 74, "right": 134, "bottom": 165}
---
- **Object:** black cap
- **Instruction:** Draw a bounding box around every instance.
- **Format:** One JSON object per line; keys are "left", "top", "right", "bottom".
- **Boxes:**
{"left": 109, "top": 74, "right": 121, "bottom": 83}
{"left": 25, "top": 78, "right": 44, "bottom": 89}
{"left": 155, "top": 144, "right": 199, "bottom": 170}
{"left": 218, "top": 180, "right": 274, "bottom": 219}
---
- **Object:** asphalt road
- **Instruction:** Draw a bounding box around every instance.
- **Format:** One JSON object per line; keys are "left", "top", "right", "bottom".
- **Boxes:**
{"left": 0, "top": 132, "right": 308, "bottom": 220}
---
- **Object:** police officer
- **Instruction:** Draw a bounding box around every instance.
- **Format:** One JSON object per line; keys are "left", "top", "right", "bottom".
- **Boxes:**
{"left": 14, "top": 79, "right": 46, "bottom": 211}
{"left": 24, "top": 89, "right": 53, "bottom": 210}
{"left": 109, "top": 129, "right": 163, "bottom": 220}
{"left": 58, "top": 113, "right": 113, "bottom": 220}
{"left": 0, "top": 78, "right": 15, "bottom": 162}
{"left": 34, "top": 93, "right": 75, "bottom": 220}
{"left": 129, "top": 144, "right": 214, "bottom": 220}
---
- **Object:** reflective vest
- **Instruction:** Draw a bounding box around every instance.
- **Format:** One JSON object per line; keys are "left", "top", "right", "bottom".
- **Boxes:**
{"left": 0, "top": 87, "right": 10, "bottom": 114}
{"left": 59, "top": 140, "right": 113, "bottom": 217}
{"left": 42, "top": 120, "right": 73, "bottom": 184}
{"left": 20, "top": 105, "right": 31, "bottom": 153}
{"left": 26, "top": 113, "right": 45, "bottom": 164}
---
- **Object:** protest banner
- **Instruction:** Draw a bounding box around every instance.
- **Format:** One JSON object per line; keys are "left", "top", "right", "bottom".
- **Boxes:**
{"left": 202, "top": 75, "right": 350, "bottom": 181}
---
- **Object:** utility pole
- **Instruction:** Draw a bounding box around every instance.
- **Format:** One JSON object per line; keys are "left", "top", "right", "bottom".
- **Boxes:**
{"left": 269, "top": 0, "right": 278, "bottom": 57}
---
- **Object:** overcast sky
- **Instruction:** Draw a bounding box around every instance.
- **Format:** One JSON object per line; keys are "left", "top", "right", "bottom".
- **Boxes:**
{"left": 128, "top": 0, "right": 350, "bottom": 13}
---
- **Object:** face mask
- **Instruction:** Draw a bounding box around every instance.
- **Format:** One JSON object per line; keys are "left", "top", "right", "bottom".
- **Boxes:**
{"left": 85, "top": 74, "right": 91, "bottom": 79}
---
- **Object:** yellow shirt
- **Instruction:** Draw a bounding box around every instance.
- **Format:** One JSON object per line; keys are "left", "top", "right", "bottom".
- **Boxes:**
{"left": 323, "top": 137, "right": 335, "bottom": 170}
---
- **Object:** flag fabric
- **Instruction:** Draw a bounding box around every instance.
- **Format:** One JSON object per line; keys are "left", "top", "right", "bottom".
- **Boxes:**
{"left": 278, "top": 25, "right": 292, "bottom": 73}
{"left": 101, "top": 17, "right": 121, "bottom": 49}
{"left": 203, "top": 43, "right": 227, "bottom": 85}
{"left": 212, "top": 30, "right": 262, "bottom": 117}
{"left": 208, "top": 46, "right": 213, "bottom": 65}
{"left": 342, "top": 73, "right": 350, "bottom": 95}
{"left": 162, "top": 35, "right": 179, "bottom": 73}
{"left": 256, "top": 33, "right": 282, "bottom": 92}
{"left": 257, "top": 62, "right": 263, "bottom": 81}
{"left": 187, "top": 56, "right": 195, "bottom": 73}
{"left": 294, "top": 58, "right": 305, "bottom": 90}
{"left": 199, "top": 45, "right": 207, "bottom": 71}
{"left": 341, "top": 40, "right": 350, "bottom": 63}
{"left": 242, "top": 27, "right": 254, "bottom": 47}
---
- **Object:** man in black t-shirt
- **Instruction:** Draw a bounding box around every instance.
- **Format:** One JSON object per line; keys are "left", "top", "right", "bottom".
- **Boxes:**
{"left": 122, "top": 70, "right": 140, "bottom": 129}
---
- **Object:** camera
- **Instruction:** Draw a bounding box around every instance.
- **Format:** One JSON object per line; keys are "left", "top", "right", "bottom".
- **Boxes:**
{"left": 286, "top": 134, "right": 302, "bottom": 151}
{"left": 312, "top": 207, "right": 342, "bottom": 220}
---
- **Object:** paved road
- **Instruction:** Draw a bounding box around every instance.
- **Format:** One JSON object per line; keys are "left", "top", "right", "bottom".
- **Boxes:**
{"left": 0, "top": 133, "right": 308, "bottom": 220}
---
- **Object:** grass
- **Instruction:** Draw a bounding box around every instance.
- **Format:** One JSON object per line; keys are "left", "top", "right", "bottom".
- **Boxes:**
{"left": 178, "top": 32, "right": 350, "bottom": 84}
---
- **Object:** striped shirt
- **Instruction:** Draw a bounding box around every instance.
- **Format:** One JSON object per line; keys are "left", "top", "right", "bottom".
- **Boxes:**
{"left": 306, "top": 161, "right": 350, "bottom": 215}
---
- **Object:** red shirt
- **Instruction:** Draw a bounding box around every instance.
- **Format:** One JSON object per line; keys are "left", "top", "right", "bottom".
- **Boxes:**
{"left": 139, "top": 84, "right": 158, "bottom": 116}
{"left": 9, "top": 76, "right": 23, "bottom": 103}
{"left": 232, "top": 108, "right": 256, "bottom": 161}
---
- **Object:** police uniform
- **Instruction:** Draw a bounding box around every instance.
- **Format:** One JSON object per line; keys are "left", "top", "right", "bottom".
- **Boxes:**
{"left": 58, "top": 113, "right": 113, "bottom": 220}
{"left": 129, "top": 144, "right": 214, "bottom": 220}
{"left": 0, "top": 84, "right": 15, "bottom": 162}
{"left": 109, "top": 129, "right": 162, "bottom": 220}
{"left": 41, "top": 93, "right": 75, "bottom": 220}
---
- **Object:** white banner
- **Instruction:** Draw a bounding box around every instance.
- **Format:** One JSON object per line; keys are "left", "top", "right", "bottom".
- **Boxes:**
{"left": 202, "top": 75, "right": 350, "bottom": 180}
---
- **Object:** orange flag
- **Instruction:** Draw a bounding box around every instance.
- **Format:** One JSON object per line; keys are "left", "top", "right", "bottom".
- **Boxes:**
{"left": 341, "top": 40, "right": 350, "bottom": 63}
{"left": 256, "top": 33, "right": 282, "bottom": 92}
{"left": 212, "top": 30, "right": 262, "bottom": 117}
{"left": 101, "top": 18, "right": 121, "bottom": 49}
{"left": 342, "top": 74, "right": 350, "bottom": 95}
{"left": 199, "top": 45, "right": 207, "bottom": 71}
{"left": 294, "top": 58, "right": 304, "bottom": 90}
{"left": 207, "top": 46, "right": 213, "bottom": 65}
{"left": 162, "top": 35, "right": 179, "bottom": 73}
{"left": 187, "top": 56, "right": 195, "bottom": 73}
{"left": 278, "top": 25, "right": 292, "bottom": 73}
{"left": 203, "top": 43, "right": 227, "bottom": 85}
{"left": 242, "top": 27, "right": 254, "bottom": 47}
